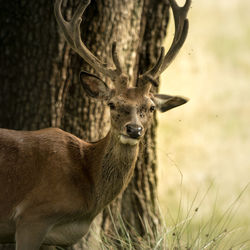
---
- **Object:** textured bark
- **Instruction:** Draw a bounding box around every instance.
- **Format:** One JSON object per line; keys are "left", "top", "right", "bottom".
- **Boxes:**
{"left": 100, "top": 0, "right": 170, "bottom": 247}
{"left": 0, "top": 1, "right": 58, "bottom": 130}
{"left": 0, "top": 0, "right": 170, "bottom": 249}
{"left": 63, "top": 1, "right": 144, "bottom": 249}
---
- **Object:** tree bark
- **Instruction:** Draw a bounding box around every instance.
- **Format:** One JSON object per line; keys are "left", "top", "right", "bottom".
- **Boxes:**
{"left": 0, "top": 0, "right": 170, "bottom": 249}
{"left": 0, "top": 1, "right": 58, "bottom": 130}
{"left": 99, "top": 0, "right": 170, "bottom": 248}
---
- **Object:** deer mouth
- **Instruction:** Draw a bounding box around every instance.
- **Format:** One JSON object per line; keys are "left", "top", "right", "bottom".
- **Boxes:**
{"left": 120, "top": 134, "right": 139, "bottom": 146}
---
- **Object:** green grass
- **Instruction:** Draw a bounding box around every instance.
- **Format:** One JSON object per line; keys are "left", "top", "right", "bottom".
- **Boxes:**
{"left": 164, "top": 184, "right": 249, "bottom": 249}
{"left": 96, "top": 185, "right": 249, "bottom": 249}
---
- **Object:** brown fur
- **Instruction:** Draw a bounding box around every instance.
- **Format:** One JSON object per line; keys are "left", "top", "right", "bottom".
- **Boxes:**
{"left": 0, "top": 84, "right": 188, "bottom": 249}
{"left": 0, "top": 124, "right": 139, "bottom": 247}
{"left": 0, "top": 0, "right": 190, "bottom": 246}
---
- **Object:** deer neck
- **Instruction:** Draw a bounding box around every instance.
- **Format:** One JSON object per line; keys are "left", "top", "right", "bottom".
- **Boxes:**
{"left": 95, "top": 130, "right": 139, "bottom": 210}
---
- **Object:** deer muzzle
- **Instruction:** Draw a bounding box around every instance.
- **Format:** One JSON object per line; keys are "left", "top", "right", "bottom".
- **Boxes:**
{"left": 125, "top": 124, "right": 143, "bottom": 139}
{"left": 119, "top": 124, "right": 143, "bottom": 146}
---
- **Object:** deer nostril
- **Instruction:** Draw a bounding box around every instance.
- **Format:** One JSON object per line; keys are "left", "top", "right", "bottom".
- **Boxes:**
{"left": 126, "top": 125, "right": 132, "bottom": 134}
{"left": 126, "top": 124, "right": 143, "bottom": 139}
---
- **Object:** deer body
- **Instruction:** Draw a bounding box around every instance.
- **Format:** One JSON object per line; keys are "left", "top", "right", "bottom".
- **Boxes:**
{"left": 0, "top": 0, "right": 190, "bottom": 248}
{"left": 0, "top": 127, "right": 138, "bottom": 247}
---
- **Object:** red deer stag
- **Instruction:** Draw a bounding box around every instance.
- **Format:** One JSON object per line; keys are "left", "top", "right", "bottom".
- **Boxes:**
{"left": 0, "top": 0, "right": 191, "bottom": 249}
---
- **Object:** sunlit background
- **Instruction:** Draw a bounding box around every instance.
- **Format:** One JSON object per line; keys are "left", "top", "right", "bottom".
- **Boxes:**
{"left": 158, "top": 0, "right": 250, "bottom": 246}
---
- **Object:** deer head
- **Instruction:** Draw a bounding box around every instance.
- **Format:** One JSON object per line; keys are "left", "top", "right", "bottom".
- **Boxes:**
{"left": 55, "top": 0, "right": 191, "bottom": 146}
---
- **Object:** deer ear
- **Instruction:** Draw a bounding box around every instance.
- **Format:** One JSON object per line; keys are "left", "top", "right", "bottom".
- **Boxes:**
{"left": 152, "top": 94, "right": 189, "bottom": 112}
{"left": 79, "top": 71, "right": 111, "bottom": 100}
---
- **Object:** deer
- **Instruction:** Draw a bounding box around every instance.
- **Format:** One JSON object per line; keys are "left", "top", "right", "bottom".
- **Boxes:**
{"left": 0, "top": 0, "right": 191, "bottom": 249}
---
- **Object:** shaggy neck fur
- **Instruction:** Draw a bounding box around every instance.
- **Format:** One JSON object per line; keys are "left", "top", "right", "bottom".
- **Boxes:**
{"left": 96, "top": 131, "right": 139, "bottom": 210}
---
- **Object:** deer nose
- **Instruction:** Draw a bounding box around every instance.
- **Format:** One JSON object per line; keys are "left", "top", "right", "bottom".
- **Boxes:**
{"left": 126, "top": 124, "right": 143, "bottom": 139}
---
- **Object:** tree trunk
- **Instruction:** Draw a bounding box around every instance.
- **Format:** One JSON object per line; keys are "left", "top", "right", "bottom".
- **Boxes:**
{"left": 99, "top": 1, "right": 170, "bottom": 248}
{"left": 0, "top": 0, "right": 170, "bottom": 249}
{"left": 0, "top": 1, "right": 58, "bottom": 130}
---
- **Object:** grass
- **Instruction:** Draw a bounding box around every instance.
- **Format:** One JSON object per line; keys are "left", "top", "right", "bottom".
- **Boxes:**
{"left": 157, "top": 0, "right": 250, "bottom": 248}
{"left": 164, "top": 184, "right": 250, "bottom": 249}
{"left": 96, "top": 184, "right": 249, "bottom": 249}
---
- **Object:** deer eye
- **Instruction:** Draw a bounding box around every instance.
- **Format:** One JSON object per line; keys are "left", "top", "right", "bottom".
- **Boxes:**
{"left": 108, "top": 102, "right": 115, "bottom": 110}
{"left": 150, "top": 106, "right": 156, "bottom": 112}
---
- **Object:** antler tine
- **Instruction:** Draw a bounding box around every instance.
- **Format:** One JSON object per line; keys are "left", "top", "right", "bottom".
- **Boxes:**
{"left": 158, "top": 19, "right": 189, "bottom": 74}
{"left": 55, "top": 0, "right": 121, "bottom": 80}
{"left": 139, "top": 0, "right": 191, "bottom": 86}
{"left": 156, "top": 0, "right": 191, "bottom": 76}
{"left": 140, "top": 47, "right": 165, "bottom": 79}
{"left": 54, "top": 0, "right": 76, "bottom": 48}
{"left": 137, "top": 47, "right": 165, "bottom": 90}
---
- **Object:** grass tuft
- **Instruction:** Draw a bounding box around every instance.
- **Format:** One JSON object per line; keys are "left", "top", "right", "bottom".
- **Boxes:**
{"left": 91, "top": 185, "right": 250, "bottom": 249}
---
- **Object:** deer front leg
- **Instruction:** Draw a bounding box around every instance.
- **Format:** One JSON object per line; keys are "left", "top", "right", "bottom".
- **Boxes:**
{"left": 15, "top": 216, "right": 52, "bottom": 250}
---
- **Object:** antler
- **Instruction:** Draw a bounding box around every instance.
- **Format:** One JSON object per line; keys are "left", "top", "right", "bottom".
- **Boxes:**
{"left": 139, "top": 0, "right": 191, "bottom": 88}
{"left": 54, "top": 0, "right": 122, "bottom": 80}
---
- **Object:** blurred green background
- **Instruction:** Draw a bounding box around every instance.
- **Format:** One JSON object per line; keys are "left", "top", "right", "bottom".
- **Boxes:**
{"left": 157, "top": 0, "right": 250, "bottom": 246}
